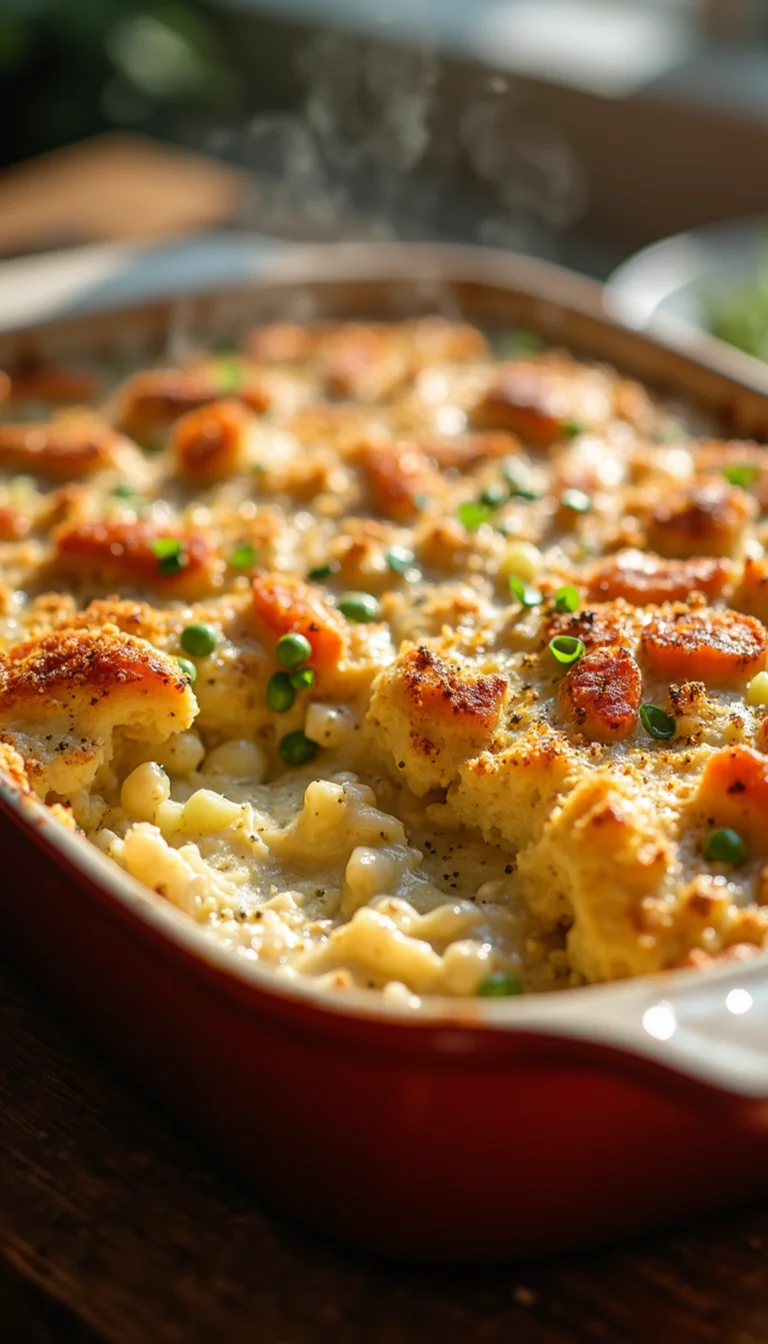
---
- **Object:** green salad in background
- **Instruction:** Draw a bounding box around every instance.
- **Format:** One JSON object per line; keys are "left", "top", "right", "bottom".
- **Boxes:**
{"left": 709, "top": 253, "right": 768, "bottom": 361}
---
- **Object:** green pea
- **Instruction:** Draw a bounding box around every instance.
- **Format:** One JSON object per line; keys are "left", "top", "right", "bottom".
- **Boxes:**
{"left": 279, "top": 730, "right": 318, "bottom": 767}
{"left": 180, "top": 623, "right": 217, "bottom": 658}
{"left": 702, "top": 827, "right": 747, "bottom": 867}
{"left": 177, "top": 657, "right": 197, "bottom": 684}
{"left": 230, "top": 543, "right": 256, "bottom": 569}
{"left": 385, "top": 546, "right": 415, "bottom": 575}
{"left": 337, "top": 592, "right": 380, "bottom": 623}
{"left": 276, "top": 632, "right": 312, "bottom": 669}
{"left": 267, "top": 673, "right": 296, "bottom": 714}
{"left": 289, "top": 667, "right": 315, "bottom": 691}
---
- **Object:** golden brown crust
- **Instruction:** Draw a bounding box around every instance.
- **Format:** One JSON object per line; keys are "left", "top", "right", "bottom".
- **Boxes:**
{"left": 646, "top": 477, "right": 756, "bottom": 559}
{"left": 170, "top": 398, "right": 250, "bottom": 482}
{"left": 0, "top": 422, "right": 117, "bottom": 477}
{"left": 558, "top": 646, "right": 642, "bottom": 742}
{"left": 641, "top": 605, "right": 768, "bottom": 682}
{"left": 587, "top": 549, "right": 729, "bottom": 605}
{"left": 52, "top": 519, "right": 219, "bottom": 598}
{"left": 112, "top": 367, "right": 269, "bottom": 437}
{"left": 0, "top": 626, "right": 190, "bottom": 710}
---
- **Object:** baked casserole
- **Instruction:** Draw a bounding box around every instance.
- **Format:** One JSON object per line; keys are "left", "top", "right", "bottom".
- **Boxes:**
{"left": 2, "top": 318, "right": 768, "bottom": 1000}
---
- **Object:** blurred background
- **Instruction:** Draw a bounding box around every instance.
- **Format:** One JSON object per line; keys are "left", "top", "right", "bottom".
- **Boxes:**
{"left": 4, "top": 0, "right": 768, "bottom": 342}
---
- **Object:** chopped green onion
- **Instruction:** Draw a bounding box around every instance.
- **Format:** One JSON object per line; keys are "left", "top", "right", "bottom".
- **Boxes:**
{"left": 554, "top": 584, "right": 579, "bottom": 614}
{"left": 508, "top": 574, "right": 543, "bottom": 608}
{"left": 702, "top": 827, "right": 747, "bottom": 867}
{"left": 279, "top": 729, "right": 318, "bottom": 767}
{"left": 458, "top": 500, "right": 492, "bottom": 531}
{"left": 180, "top": 623, "right": 217, "bottom": 658}
{"left": 276, "top": 632, "right": 312, "bottom": 669}
{"left": 548, "top": 635, "right": 586, "bottom": 666}
{"left": 152, "top": 537, "right": 182, "bottom": 559}
{"left": 722, "top": 463, "right": 759, "bottom": 489}
{"left": 411, "top": 493, "right": 430, "bottom": 512}
{"left": 480, "top": 483, "right": 508, "bottom": 509}
{"left": 152, "top": 537, "right": 188, "bottom": 576}
{"left": 267, "top": 672, "right": 295, "bottom": 714}
{"left": 138, "top": 437, "right": 164, "bottom": 455}
{"left": 289, "top": 667, "right": 315, "bottom": 692}
{"left": 497, "top": 331, "right": 544, "bottom": 358}
{"left": 337, "top": 592, "right": 380, "bottom": 623}
{"left": 385, "top": 546, "right": 415, "bottom": 575}
{"left": 503, "top": 462, "right": 540, "bottom": 500}
{"left": 111, "top": 483, "right": 138, "bottom": 499}
{"left": 307, "top": 561, "right": 339, "bottom": 582}
{"left": 560, "top": 488, "right": 592, "bottom": 514}
{"left": 212, "top": 336, "right": 238, "bottom": 354}
{"left": 639, "top": 703, "right": 675, "bottom": 741}
{"left": 560, "top": 419, "right": 584, "bottom": 438}
{"left": 230, "top": 543, "right": 256, "bottom": 569}
{"left": 177, "top": 657, "right": 197, "bottom": 684}
{"left": 477, "top": 972, "right": 524, "bottom": 997}
{"left": 214, "top": 358, "right": 245, "bottom": 392}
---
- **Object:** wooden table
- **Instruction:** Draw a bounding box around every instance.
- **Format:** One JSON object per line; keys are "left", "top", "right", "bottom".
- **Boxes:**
{"left": 3, "top": 956, "right": 768, "bottom": 1343}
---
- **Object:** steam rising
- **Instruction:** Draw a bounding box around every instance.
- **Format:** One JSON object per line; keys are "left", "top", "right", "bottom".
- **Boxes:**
{"left": 214, "top": 27, "right": 587, "bottom": 254}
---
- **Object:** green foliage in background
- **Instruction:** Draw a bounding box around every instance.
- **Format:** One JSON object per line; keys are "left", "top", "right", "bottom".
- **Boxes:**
{"left": 1, "top": 0, "right": 242, "bottom": 168}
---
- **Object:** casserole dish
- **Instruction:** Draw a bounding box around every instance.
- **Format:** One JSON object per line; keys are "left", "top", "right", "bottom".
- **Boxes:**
{"left": 4, "top": 241, "right": 768, "bottom": 1261}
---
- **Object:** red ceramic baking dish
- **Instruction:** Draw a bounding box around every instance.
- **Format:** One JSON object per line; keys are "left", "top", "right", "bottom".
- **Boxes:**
{"left": 5, "top": 242, "right": 768, "bottom": 1262}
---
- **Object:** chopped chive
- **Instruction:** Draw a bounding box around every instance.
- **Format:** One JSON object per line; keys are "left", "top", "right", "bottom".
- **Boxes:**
{"left": 180, "top": 623, "right": 217, "bottom": 658}
{"left": 337, "top": 591, "right": 380, "bottom": 623}
{"left": 560, "top": 487, "right": 592, "bottom": 514}
{"left": 177, "top": 657, "right": 197, "bottom": 684}
{"left": 548, "top": 634, "right": 585, "bottom": 666}
{"left": 152, "top": 537, "right": 182, "bottom": 559}
{"left": 289, "top": 667, "right": 315, "bottom": 691}
{"left": 267, "top": 672, "right": 295, "bottom": 714}
{"left": 639, "top": 703, "right": 675, "bottom": 741}
{"left": 214, "top": 357, "right": 245, "bottom": 392}
{"left": 307, "top": 562, "right": 339, "bottom": 582}
{"left": 722, "top": 463, "right": 759, "bottom": 489}
{"left": 503, "top": 462, "right": 540, "bottom": 500}
{"left": 279, "top": 730, "right": 318, "bottom": 767}
{"left": 560, "top": 419, "right": 583, "bottom": 438}
{"left": 276, "top": 632, "right": 312, "bottom": 669}
{"left": 479, "top": 483, "right": 508, "bottom": 509}
{"left": 702, "top": 827, "right": 747, "bottom": 866}
{"left": 508, "top": 574, "right": 543, "bottom": 608}
{"left": 152, "top": 536, "right": 188, "bottom": 576}
{"left": 458, "top": 500, "right": 492, "bottom": 531}
{"left": 230, "top": 543, "right": 256, "bottom": 569}
{"left": 497, "top": 331, "right": 543, "bottom": 358}
{"left": 477, "top": 971, "right": 524, "bottom": 997}
{"left": 386, "top": 545, "right": 415, "bottom": 575}
{"left": 554, "top": 584, "right": 579, "bottom": 614}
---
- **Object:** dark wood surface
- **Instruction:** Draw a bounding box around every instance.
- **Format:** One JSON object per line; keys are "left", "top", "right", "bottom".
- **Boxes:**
{"left": 4, "top": 954, "right": 768, "bottom": 1344}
